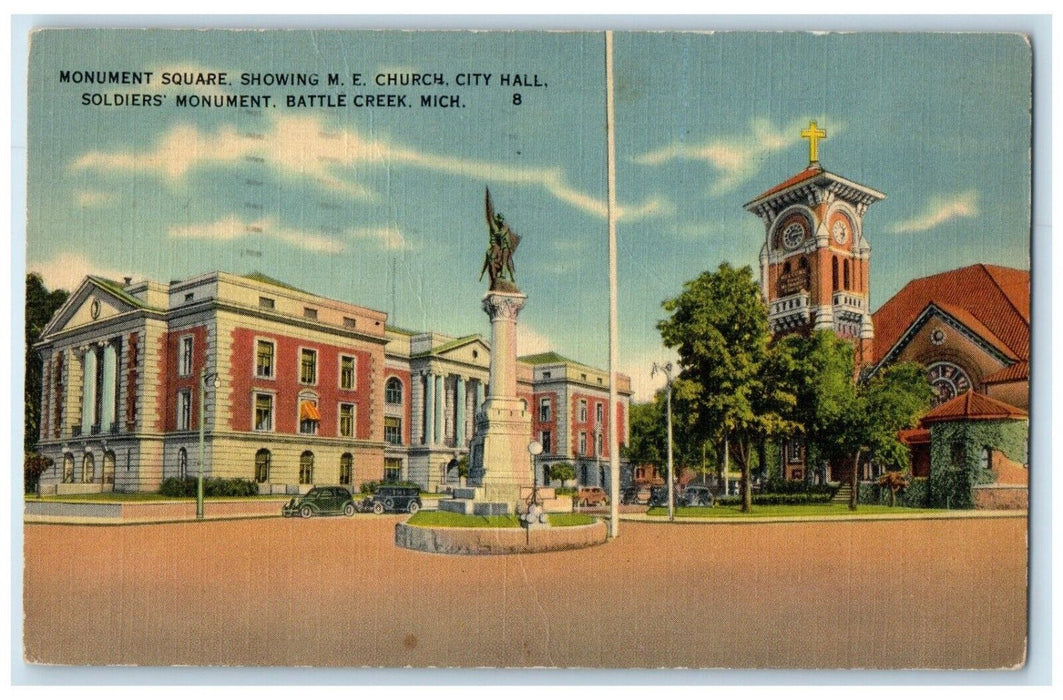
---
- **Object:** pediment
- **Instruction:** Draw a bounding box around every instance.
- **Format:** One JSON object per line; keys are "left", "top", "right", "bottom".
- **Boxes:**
{"left": 432, "top": 336, "right": 491, "bottom": 368}
{"left": 40, "top": 277, "right": 144, "bottom": 338}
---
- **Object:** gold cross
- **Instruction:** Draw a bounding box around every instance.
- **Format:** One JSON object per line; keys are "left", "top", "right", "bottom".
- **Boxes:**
{"left": 801, "top": 120, "right": 827, "bottom": 163}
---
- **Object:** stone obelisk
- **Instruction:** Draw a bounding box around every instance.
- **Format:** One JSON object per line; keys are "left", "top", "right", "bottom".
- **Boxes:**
{"left": 466, "top": 188, "right": 534, "bottom": 511}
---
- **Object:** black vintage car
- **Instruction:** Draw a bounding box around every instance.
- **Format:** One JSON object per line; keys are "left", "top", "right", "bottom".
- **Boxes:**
{"left": 282, "top": 486, "right": 358, "bottom": 518}
{"left": 678, "top": 484, "right": 716, "bottom": 507}
{"left": 647, "top": 485, "right": 672, "bottom": 508}
{"left": 363, "top": 485, "right": 422, "bottom": 515}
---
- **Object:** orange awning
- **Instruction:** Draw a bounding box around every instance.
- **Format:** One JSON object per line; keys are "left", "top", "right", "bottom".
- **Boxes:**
{"left": 299, "top": 401, "right": 321, "bottom": 422}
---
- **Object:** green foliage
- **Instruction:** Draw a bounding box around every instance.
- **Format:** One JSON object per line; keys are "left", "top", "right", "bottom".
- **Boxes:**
{"left": 658, "top": 264, "right": 797, "bottom": 511}
{"left": 860, "top": 476, "right": 929, "bottom": 507}
{"left": 716, "top": 492, "right": 834, "bottom": 506}
{"left": 927, "top": 420, "right": 1027, "bottom": 508}
{"left": 159, "top": 477, "right": 259, "bottom": 498}
{"left": 24, "top": 453, "right": 53, "bottom": 493}
{"left": 25, "top": 273, "right": 69, "bottom": 451}
{"left": 548, "top": 461, "right": 576, "bottom": 487}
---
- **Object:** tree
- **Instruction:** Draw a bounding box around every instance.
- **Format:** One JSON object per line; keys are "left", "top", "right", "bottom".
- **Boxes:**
{"left": 877, "top": 471, "right": 909, "bottom": 507}
{"left": 838, "top": 362, "right": 934, "bottom": 510}
{"left": 25, "top": 273, "right": 69, "bottom": 452}
{"left": 624, "top": 399, "right": 665, "bottom": 469}
{"left": 658, "top": 264, "right": 796, "bottom": 512}
{"left": 548, "top": 461, "right": 575, "bottom": 489}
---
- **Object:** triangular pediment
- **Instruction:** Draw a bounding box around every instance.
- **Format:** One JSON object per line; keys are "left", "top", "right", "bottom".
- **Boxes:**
{"left": 872, "top": 302, "right": 1016, "bottom": 377}
{"left": 40, "top": 276, "right": 146, "bottom": 338}
{"left": 421, "top": 335, "right": 491, "bottom": 368}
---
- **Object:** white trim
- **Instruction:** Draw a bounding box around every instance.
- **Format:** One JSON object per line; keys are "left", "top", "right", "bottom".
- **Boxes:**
{"left": 298, "top": 346, "right": 318, "bottom": 386}
{"left": 177, "top": 334, "right": 194, "bottom": 377}
{"left": 176, "top": 389, "right": 192, "bottom": 431}
{"left": 338, "top": 402, "right": 356, "bottom": 439}
{"left": 252, "top": 390, "right": 276, "bottom": 432}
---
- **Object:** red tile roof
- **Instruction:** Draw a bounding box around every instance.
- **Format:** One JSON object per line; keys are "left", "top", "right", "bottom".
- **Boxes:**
{"left": 871, "top": 264, "right": 1029, "bottom": 365}
{"left": 920, "top": 390, "right": 1028, "bottom": 424}
{"left": 898, "top": 428, "right": 931, "bottom": 445}
{"left": 748, "top": 165, "right": 823, "bottom": 203}
{"left": 982, "top": 360, "right": 1030, "bottom": 385}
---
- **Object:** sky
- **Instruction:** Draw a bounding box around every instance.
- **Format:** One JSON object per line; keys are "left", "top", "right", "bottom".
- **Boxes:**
{"left": 25, "top": 30, "right": 1032, "bottom": 401}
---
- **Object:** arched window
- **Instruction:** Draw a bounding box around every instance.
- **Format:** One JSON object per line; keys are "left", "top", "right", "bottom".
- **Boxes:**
{"left": 385, "top": 377, "right": 403, "bottom": 404}
{"left": 299, "top": 451, "right": 314, "bottom": 485}
{"left": 799, "top": 257, "right": 809, "bottom": 270}
{"left": 255, "top": 449, "right": 271, "bottom": 483}
{"left": 340, "top": 453, "right": 353, "bottom": 485}
{"left": 63, "top": 454, "right": 74, "bottom": 483}
{"left": 782, "top": 261, "right": 791, "bottom": 274}
{"left": 82, "top": 453, "right": 95, "bottom": 483}
{"left": 843, "top": 259, "right": 851, "bottom": 290}
{"left": 832, "top": 256, "right": 840, "bottom": 291}
{"left": 980, "top": 447, "right": 992, "bottom": 472}
{"left": 178, "top": 448, "right": 188, "bottom": 479}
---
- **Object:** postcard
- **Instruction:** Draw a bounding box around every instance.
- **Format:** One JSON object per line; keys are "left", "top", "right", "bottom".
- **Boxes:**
{"left": 20, "top": 25, "right": 1034, "bottom": 671}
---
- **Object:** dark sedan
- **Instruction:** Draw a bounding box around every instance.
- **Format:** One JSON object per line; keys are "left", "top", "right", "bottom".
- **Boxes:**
{"left": 282, "top": 486, "right": 358, "bottom": 518}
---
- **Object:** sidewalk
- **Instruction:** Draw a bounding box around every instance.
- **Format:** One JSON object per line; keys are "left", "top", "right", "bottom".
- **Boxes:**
{"left": 613, "top": 509, "right": 1028, "bottom": 525}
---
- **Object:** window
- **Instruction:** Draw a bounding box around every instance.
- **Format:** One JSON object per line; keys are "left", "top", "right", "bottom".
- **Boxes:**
{"left": 385, "top": 416, "right": 402, "bottom": 445}
{"left": 832, "top": 256, "right": 840, "bottom": 291}
{"left": 178, "top": 448, "right": 188, "bottom": 479}
{"left": 177, "top": 390, "right": 192, "bottom": 431}
{"left": 339, "top": 403, "right": 355, "bottom": 438}
{"left": 385, "top": 377, "right": 403, "bottom": 404}
{"left": 254, "top": 393, "right": 274, "bottom": 431}
{"left": 596, "top": 402, "right": 604, "bottom": 425}
{"left": 596, "top": 431, "right": 603, "bottom": 456}
{"left": 255, "top": 449, "right": 271, "bottom": 483}
{"left": 299, "top": 398, "right": 319, "bottom": 435}
{"left": 343, "top": 317, "right": 357, "bottom": 329}
{"left": 384, "top": 458, "right": 403, "bottom": 482}
{"left": 256, "top": 340, "right": 275, "bottom": 378}
{"left": 542, "top": 371, "right": 551, "bottom": 379}
{"left": 178, "top": 335, "right": 193, "bottom": 376}
{"left": 304, "top": 307, "right": 318, "bottom": 320}
{"left": 579, "top": 431, "right": 587, "bottom": 456}
{"left": 299, "top": 451, "right": 314, "bottom": 485}
{"left": 787, "top": 438, "right": 803, "bottom": 464}
{"left": 539, "top": 397, "right": 551, "bottom": 422}
{"left": 844, "top": 259, "right": 851, "bottom": 290}
{"left": 980, "top": 447, "right": 992, "bottom": 471}
{"left": 579, "top": 399, "right": 588, "bottom": 422}
{"left": 339, "top": 355, "right": 356, "bottom": 390}
{"left": 541, "top": 430, "right": 552, "bottom": 454}
{"left": 300, "top": 348, "right": 317, "bottom": 384}
{"left": 82, "top": 453, "right": 95, "bottom": 483}
{"left": 339, "top": 453, "right": 353, "bottom": 485}
{"left": 259, "top": 296, "right": 275, "bottom": 310}
{"left": 184, "top": 292, "right": 194, "bottom": 302}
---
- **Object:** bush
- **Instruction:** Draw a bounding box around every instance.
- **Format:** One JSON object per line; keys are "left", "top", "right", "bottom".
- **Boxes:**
{"left": 716, "top": 492, "right": 834, "bottom": 506}
{"left": 159, "top": 476, "right": 259, "bottom": 498}
{"left": 761, "top": 478, "right": 836, "bottom": 496}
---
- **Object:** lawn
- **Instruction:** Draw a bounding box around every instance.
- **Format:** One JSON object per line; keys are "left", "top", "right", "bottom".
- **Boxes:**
{"left": 645, "top": 504, "right": 945, "bottom": 518}
{"left": 407, "top": 510, "right": 597, "bottom": 528}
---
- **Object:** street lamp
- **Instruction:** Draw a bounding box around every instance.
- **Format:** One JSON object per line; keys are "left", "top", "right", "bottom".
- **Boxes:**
{"left": 197, "top": 367, "right": 220, "bottom": 520}
{"left": 528, "top": 440, "right": 543, "bottom": 487}
{"left": 651, "top": 362, "right": 675, "bottom": 522}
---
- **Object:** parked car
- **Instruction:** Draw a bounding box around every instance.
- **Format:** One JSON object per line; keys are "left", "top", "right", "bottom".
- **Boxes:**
{"left": 647, "top": 485, "right": 672, "bottom": 508}
{"left": 621, "top": 485, "right": 649, "bottom": 505}
{"left": 282, "top": 486, "right": 358, "bottom": 518}
{"left": 363, "top": 485, "right": 422, "bottom": 515}
{"left": 678, "top": 484, "right": 716, "bottom": 507}
{"left": 576, "top": 486, "right": 608, "bottom": 507}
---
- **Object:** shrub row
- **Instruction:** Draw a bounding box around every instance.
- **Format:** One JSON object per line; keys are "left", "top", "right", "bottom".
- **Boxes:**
{"left": 158, "top": 477, "right": 259, "bottom": 498}
{"left": 716, "top": 492, "right": 834, "bottom": 506}
{"left": 858, "top": 477, "right": 929, "bottom": 508}
{"left": 760, "top": 478, "right": 836, "bottom": 496}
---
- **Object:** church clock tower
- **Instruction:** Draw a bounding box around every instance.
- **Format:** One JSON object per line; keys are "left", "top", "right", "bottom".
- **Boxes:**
{"left": 744, "top": 121, "right": 885, "bottom": 369}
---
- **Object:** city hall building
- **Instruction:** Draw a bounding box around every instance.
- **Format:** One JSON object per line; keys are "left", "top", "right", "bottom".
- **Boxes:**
{"left": 32, "top": 271, "right": 630, "bottom": 495}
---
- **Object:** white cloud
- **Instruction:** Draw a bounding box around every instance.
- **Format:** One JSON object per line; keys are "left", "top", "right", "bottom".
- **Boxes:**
{"left": 69, "top": 114, "right": 660, "bottom": 221}
{"left": 890, "top": 191, "right": 980, "bottom": 234}
{"left": 634, "top": 117, "right": 839, "bottom": 196}
{"left": 348, "top": 226, "right": 412, "bottom": 252}
{"left": 168, "top": 216, "right": 345, "bottom": 254}
{"left": 516, "top": 324, "right": 554, "bottom": 356}
{"left": 74, "top": 190, "right": 116, "bottom": 207}
{"left": 29, "top": 253, "right": 139, "bottom": 292}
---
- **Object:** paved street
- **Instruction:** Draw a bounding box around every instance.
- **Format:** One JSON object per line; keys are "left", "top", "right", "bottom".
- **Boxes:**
{"left": 23, "top": 515, "right": 1027, "bottom": 669}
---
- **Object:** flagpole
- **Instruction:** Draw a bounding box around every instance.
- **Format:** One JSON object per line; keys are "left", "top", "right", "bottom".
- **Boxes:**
{"left": 605, "top": 30, "right": 620, "bottom": 539}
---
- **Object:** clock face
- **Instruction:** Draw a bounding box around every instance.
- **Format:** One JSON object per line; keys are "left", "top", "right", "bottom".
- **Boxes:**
{"left": 927, "top": 362, "right": 971, "bottom": 406}
{"left": 831, "top": 219, "right": 849, "bottom": 245}
{"left": 782, "top": 222, "right": 807, "bottom": 250}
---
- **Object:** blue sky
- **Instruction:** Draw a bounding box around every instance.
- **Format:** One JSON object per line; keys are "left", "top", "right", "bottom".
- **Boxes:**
{"left": 26, "top": 30, "right": 1031, "bottom": 400}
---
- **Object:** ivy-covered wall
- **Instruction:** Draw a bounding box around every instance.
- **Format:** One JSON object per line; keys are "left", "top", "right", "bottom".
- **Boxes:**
{"left": 927, "top": 419, "right": 1028, "bottom": 509}
{"left": 858, "top": 477, "right": 929, "bottom": 507}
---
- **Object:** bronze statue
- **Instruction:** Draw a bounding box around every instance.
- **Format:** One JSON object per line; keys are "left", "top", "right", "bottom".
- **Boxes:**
{"left": 480, "top": 187, "right": 521, "bottom": 291}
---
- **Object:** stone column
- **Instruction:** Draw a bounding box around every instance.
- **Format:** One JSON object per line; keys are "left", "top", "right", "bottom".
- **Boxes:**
{"left": 433, "top": 373, "right": 444, "bottom": 446}
{"left": 454, "top": 376, "right": 466, "bottom": 447}
{"left": 424, "top": 370, "right": 434, "bottom": 446}
{"left": 468, "top": 290, "right": 533, "bottom": 507}
{"left": 101, "top": 342, "right": 117, "bottom": 433}
{"left": 475, "top": 381, "right": 485, "bottom": 415}
{"left": 81, "top": 346, "right": 97, "bottom": 435}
